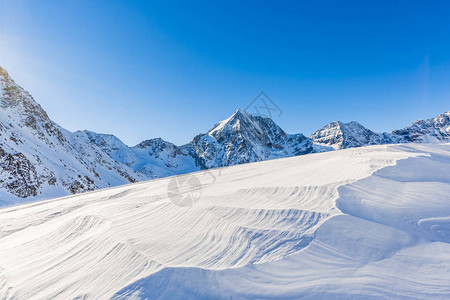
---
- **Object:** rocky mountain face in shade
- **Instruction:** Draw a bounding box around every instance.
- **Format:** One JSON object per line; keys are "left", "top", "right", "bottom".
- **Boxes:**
{"left": 0, "top": 66, "right": 448, "bottom": 204}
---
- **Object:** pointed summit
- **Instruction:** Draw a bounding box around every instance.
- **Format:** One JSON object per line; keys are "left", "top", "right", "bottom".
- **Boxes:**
{"left": 186, "top": 109, "right": 313, "bottom": 169}
{"left": 231, "top": 108, "right": 251, "bottom": 119}
{"left": 226, "top": 109, "right": 253, "bottom": 124}
{"left": 207, "top": 109, "right": 255, "bottom": 137}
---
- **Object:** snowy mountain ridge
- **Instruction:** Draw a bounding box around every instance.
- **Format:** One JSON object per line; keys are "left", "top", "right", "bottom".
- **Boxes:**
{"left": 0, "top": 66, "right": 448, "bottom": 204}
{"left": 310, "top": 112, "right": 450, "bottom": 149}
{"left": 391, "top": 111, "right": 450, "bottom": 143}
{"left": 310, "top": 120, "right": 392, "bottom": 149}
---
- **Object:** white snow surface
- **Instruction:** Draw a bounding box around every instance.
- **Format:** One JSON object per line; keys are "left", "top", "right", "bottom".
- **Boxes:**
{"left": 1, "top": 143, "right": 449, "bottom": 299}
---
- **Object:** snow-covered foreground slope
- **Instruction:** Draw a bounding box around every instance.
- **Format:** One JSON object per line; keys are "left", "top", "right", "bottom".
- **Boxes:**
{"left": 0, "top": 143, "right": 449, "bottom": 299}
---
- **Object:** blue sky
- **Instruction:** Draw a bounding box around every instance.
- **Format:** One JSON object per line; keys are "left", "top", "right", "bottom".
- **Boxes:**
{"left": 1, "top": 0, "right": 449, "bottom": 145}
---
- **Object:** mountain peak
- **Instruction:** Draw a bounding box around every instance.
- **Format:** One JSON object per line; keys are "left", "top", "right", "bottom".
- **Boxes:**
{"left": 227, "top": 109, "right": 252, "bottom": 123}
{"left": 187, "top": 109, "right": 309, "bottom": 169}
{"left": 311, "top": 120, "right": 388, "bottom": 149}
{"left": 232, "top": 108, "right": 250, "bottom": 117}
{"left": 330, "top": 120, "right": 364, "bottom": 128}
{"left": 78, "top": 130, "right": 128, "bottom": 152}
{"left": 134, "top": 137, "right": 176, "bottom": 149}
{"left": 207, "top": 109, "right": 253, "bottom": 136}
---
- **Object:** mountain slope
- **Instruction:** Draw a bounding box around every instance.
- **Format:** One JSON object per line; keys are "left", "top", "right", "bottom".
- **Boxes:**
{"left": 0, "top": 67, "right": 145, "bottom": 205}
{"left": 0, "top": 143, "right": 448, "bottom": 299}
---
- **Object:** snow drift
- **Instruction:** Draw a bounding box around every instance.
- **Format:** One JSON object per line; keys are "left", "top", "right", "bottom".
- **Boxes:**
{"left": 1, "top": 143, "right": 449, "bottom": 299}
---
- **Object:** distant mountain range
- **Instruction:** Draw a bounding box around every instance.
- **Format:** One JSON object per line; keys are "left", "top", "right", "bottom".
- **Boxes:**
{"left": 1, "top": 66, "right": 449, "bottom": 205}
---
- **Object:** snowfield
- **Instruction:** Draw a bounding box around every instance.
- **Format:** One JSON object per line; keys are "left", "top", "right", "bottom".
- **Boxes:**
{"left": 0, "top": 143, "right": 449, "bottom": 299}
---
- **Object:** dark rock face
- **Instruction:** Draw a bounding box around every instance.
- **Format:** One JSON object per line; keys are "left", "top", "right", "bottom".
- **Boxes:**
{"left": 0, "top": 149, "right": 38, "bottom": 198}
{"left": 135, "top": 138, "right": 179, "bottom": 159}
{"left": 69, "top": 176, "right": 96, "bottom": 194}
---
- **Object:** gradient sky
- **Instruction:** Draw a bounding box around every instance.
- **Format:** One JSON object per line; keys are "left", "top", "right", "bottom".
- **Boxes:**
{"left": 1, "top": 0, "right": 449, "bottom": 146}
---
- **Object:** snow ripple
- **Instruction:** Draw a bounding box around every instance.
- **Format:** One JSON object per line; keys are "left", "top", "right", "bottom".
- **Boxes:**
{"left": 0, "top": 144, "right": 422, "bottom": 299}
{"left": 113, "top": 144, "right": 450, "bottom": 299}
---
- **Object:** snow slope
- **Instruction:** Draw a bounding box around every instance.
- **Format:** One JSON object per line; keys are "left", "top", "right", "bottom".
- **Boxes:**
{"left": 1, "top": 143, "right": 448, "bottom": 299}
{"left": 124, "top": 144, "right": 450, "bottom": 299}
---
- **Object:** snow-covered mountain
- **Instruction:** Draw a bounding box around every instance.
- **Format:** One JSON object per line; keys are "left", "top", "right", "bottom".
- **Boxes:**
{"left": 183, "top": 109, "right": 326, "bottom": 169}
{"left": 310, "top": 121, "right": 392, "bottom": 149}
{"left": 310, "top": 112, "right": 450, "bottom": 149}
{"left": 392, "top": 111, "right": 450, "bottom": 143}
{"left": 82, "top": 109, "right": 327, "bottom": 175}
{"left": 81, "top": 131, "right": 198, "bottom": 178}
{"left": 1, "top": 143, "right": 449, "bottom": 299}
{"left": 0, "top": 66, "right": 448, "bottom": 204}
{"left": 0, "top": 67, "right": 145, "bottom": 205}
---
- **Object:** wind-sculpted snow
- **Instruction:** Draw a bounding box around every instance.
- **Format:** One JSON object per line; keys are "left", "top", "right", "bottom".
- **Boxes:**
{"left": 336, "top": 144, "right": 450, "bottom": 244}
{"left": 0, "top": 144, "right": 419, "bottom": 299}
{"left": 113, "top": 143, "right": 450, "bottom": 300}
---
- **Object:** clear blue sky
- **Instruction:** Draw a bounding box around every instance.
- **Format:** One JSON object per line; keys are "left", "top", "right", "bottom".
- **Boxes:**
{"left": 1, "top": 0, "right": 449, "bottom": 146}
